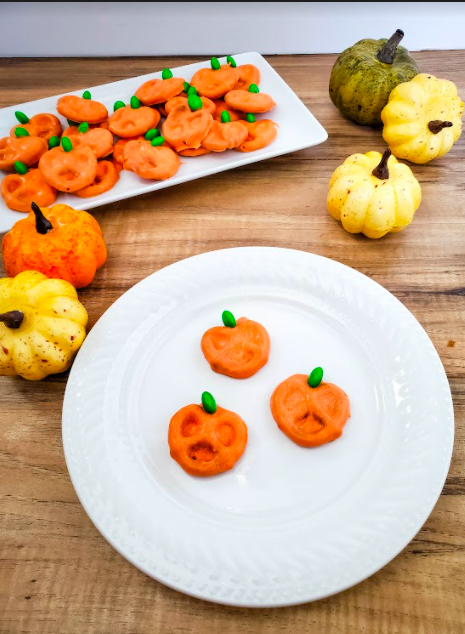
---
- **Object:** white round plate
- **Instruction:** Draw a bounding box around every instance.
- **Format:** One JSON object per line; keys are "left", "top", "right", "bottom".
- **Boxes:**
{"left": 62, "top": 247, "right": 454, "bottom": 607}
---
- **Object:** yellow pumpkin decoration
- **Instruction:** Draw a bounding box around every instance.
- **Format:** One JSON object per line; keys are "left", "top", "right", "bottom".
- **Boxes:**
{"left": 0, "top": 271, "right": 88, "bottom": 380}
{"left": 382, "top": 73, "right": 464, "bottom": 163}
{"left": 327, "top": 149, "right": 421, "bottom": 239}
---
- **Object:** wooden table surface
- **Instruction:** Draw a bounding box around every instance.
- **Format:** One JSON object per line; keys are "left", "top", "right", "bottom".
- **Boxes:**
{"left": 0, "top": 52, "right": 464, "bottom": 634}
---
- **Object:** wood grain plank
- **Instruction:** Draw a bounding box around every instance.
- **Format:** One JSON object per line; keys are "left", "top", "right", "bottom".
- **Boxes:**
{"left": 0, "top": 52, "right": 464, "bottom": 634}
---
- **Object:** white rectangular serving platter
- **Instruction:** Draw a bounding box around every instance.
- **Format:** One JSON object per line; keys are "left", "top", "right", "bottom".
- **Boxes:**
{"left": 0, "top": 52, "right": 327, "bottom": 233}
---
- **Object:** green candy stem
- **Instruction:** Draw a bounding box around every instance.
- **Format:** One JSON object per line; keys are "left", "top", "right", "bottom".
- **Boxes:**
{"left": 201, "top": 391, "right": 217, "bottom": 414}
{"left": 184, "top": 81, "right": 190, "bottom": 92}
{"left": 14, "top": 127, "right": 30, "bottom": 138}
{"left": 83, "top": 90, "right": 91, "bottom": 100}
{"left": 78, "top": 122, "right": 89, "bottom": 133}
{"left": 130, "top": 95, "right": 141, "bottom": 109}
{"left": 222, "top": 310, "right": 236, "bottom": 328}
{"left": 145, "top": 128, "right": 160, "bottom": 141}
{"left": 187, "top": 86, "right": 198, "bottom": 97}
{"left": 226, "top": 55, "right": 237, "bottom": 68}
{"left": 308, "top": 367, "right": 324, "bottom": 388}
{"left": 0, "top": 310, "right": 24, "bottom": 329}
{"left": 188, "top": 94, "right": 202, "bottom": 112}
{"left": 151, "top": 136, "right": 164, "bottom": 147}
{"left": 14, "top": 161, "right": 28, "bottom": 175}
{"left": 248, "top": 84, "right": 259, "bottom": 93}
{"left": 15, "top": 111, "right": 29, "bottom": 124}
{"left": 31, "top": 201, "right": 53, "bottom": 235}
{"left": 114, "top": 100, "right": 126, "bottom": 112}
{"left": 162, "top": 68, "right": 173, "bottom": 80}
{"left": 211, "top": 57, "right": 221, "bottom": 70}
{"left": 48, "top": 136, "right": 60, "bottom": 149}
{"left": 221, "top": 111, "right": 231, "bottom": 124}
{"left": 246, "top": 113, "right": 255, "bottom": 123}
{"left": 61, "top": 137, "right": 73, "bottom": 152}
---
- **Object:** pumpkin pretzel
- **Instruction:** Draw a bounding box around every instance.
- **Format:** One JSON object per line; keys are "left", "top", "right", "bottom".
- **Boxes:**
{"left": 168, "top": 391, "right": 248, "bottom": 476}
{"left": 1, "top": 163, "right": 56, "bottom": 212}
{"left": 63, "top": 123, "right": 114, "bottom": 159}
{"left": 201, "top": 111, "right": 248, "bottom": 152}
{"left": 57, "top": 91, "right": 108, "bottom": 124}
{"left": 10, "top": 111, "right": 62, "bottom": 142}
{"left": 74, "top": 160, "right": 119, "bottom": 198}
{"left": 38, "top": 137, "right": 98, "bottom": 193}
{"left": 225, "top": 84, "right": 276, "bottom": 114}
{"left": 201, "top": 311, "right": 270, "bottom": 379}
{"left": 107, "top": 96, "right": 160, "bottom": 138}
{"left": 233, "top": 63, "right": 260, "bottom": 91}
{"left": 270, "top": 368, "right": 351, "bottom": 447}
{"left": 235, "top": 119, "right": 278, "bottom": 152}
{"left": 190, "top": 57, "right": 238, "bottom": 99}
{"left": 123, "top": 139, "right": 180, "bottom": 180}
{"left": 0, "top": 135, "right": 48, "bottom": 171}
{"left": 162, "top": 100, "right": 213, "bottom": 152}
{"left": 136, "top": 69, "right": 185, "bottom": 106}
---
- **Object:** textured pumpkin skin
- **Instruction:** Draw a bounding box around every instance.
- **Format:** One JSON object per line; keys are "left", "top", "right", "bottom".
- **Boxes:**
{"left": 382, "top": 74, "right": 464, "bottom": 163}
{"left": 329, "top": 38, "right": 419, "bottom": 126}
{"left": 327, "top": 151, "right": 421, "bottom": 239}
{"left": 0, "top": 271, "right": 87, "bottom": 380}
{"left": 2, "top": 203, "right": 107, "bottom": 289}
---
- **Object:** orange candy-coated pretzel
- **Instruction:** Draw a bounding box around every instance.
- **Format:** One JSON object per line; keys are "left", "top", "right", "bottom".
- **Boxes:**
{"left": 63, "top": 126, "right": 114, "bottom": 159}
{"left": 74, "top": 160, "right": 119, "bottom": 198}
{"left": 233, "top": 64, "right": 260, "bottom": 91}
{"left": 0, "top": 136, "right": 48, "bottom": 171}
{"left": 107, "top": 105, "right": 159, "bottom": 138}
{"left": 201, "top": 317, "right": 270, "bottom": 379}
{"left": 225, "top": 90, "right": 276, "bottom": 114}
{"left": 165, "top": 95, "right": 216, "bottom": 116}
{"left": 168, "top": 404, "right": 247, "bottom": 476}
{"left": 212, "top": 99, "right": 242, "bottom": 122}
{"left": 190, "top": 66, "right": 238, "bottom": 99}
{"left": 1, "top": 169, "right": 57, "bottom": 212}
{"left": 162, "top": 104, "right": 213, "bottom": 152}
{"left": 38, "top": 145, "right": 98, "bottom": 192}
{"left": 178, "top": 147, "right": 212, "bottom": 157}
{"left": 57, "top": 95, "right": 108, "bottom": 124}
{"left": 270, "top": 374, "right": 350, "bottom": 447}
{"left": 201, "top": 120, "right": 248, "bottom": 152}
{"left": 235, "top": 120, "right": 278, "bottom": 152}
{"left": 135, "top": 77, "right": 185, "bottom": 106}
{"left": 123, "top": 140, "right": 180, "bottom": 180}
{"left": 112, "top": 136, "right": 144, "bottom": 166}
{"left": 10, "top": 113, "right": 62, "bottom": 141}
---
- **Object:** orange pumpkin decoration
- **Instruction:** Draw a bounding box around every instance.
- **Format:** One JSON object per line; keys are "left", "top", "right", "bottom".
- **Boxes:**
{"left": 123, "top": 140, "right": 180, "bottom": 180}
{"left": 201, "top": 312, "right": 270, "bottom": 379}
{"left": 74, "top": 160, "right": 119, "bottom": 198}
{"left": 225, "top": 89, "right": 276, "bottom": 114}
{"left": 57, "top": 94, "right": 108, "bottom": 124}
{"left": 10, "top": 112, "right": 62, "bottom": 141}
{"left": 135, "top": 75, "right": 185, "bottom": 106}
{"left": 201, "top": 117, "right": 248, "bottom": 152}
{"left": 168, "top": 392, "right": 247, "bottom": 476}
{"left": 2, "top": 202, "right": 107, "bottom": 289}
{"left": 0, "top": 136, "right": 48, "bottom": 171}
{"left": 235, "top": 119, "right": 278, "bottom": 152}
{"left": 270, "top": 371, "right": 350, "bottom": 447}
{"left": 233, "top": 64, "right": 260, "bottom": 91}
{"left": 107, "top": 100, "right": 159, "bottom": 138}
{"left": 63, "top": 125, "right": 114, "bottom": 159}
{"left": 38, "top": 138, "right": 98, "bottom": 193}
{"left": 1, "top": 166, "right": 56, "bottom": 212}
{"left": 162, "top": 103, "right": 213, "bottom": 152}
{"left": 190, "top": 61, "right": 238, "bottom": 99}
{"left": 165, "top": 95, "right": 216, "bottom": 116}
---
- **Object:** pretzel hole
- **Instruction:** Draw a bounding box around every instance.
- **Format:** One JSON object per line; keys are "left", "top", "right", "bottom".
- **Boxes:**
{"left": 188, "top": 441, "right": 216, "bottom": 462}
{"left": 218, "top": 423, "right": 235, "bottom": 447}
{"left": 181, "top": 414, "right": 199, "bottom": 438}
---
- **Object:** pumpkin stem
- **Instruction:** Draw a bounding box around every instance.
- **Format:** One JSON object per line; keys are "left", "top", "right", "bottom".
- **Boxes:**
{"left": 428, "top": 120, "right": 453, "bottom": 134}
{"left": 372, "top": 149, "right": 392, "bottom": 180}
{"left": 0, "top": 310, "right": 24, "bottom": 329}
{"left": 377, "top": 29, "right": 404, "bottom": 64}
{"left": 31, "top": 202, "right": 53, "bottom": 235}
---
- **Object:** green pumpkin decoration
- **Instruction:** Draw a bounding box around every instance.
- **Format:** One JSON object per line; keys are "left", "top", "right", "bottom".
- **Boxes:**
{"left": 329, "top": 29, "right": 419, "bottom": 126}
